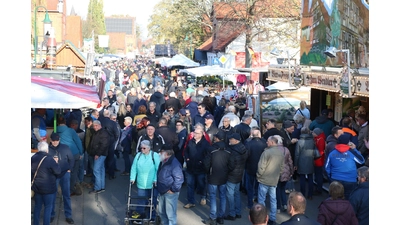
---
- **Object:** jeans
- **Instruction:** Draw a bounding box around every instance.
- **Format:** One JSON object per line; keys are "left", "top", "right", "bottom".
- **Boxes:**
{"left": 78, "top": 155, "right": 84, "bottom": 183}
{"left": 314, "top": 166, "right": 324, "bottom": 193}
{"left": 88, "top": 155, "right": 95, "bottom": 183}
{"left": 185, "top": 171, "right": 206, "bottom": 204}
{"left": 208, "top": 184, "right": 226, "bottom": 220}
{"left": 245, "top": 171, "right": 258, "bottom": 208}
{"left": 51, "top": 172, "right": 72, "bottom": 218}
{"left": 258, "top": 183, "right": 277, "bottom": 221}
{"left": 333, "top": 180, "right": 357, "bottom": 200}
{"left": 70, "top": 154, "right": 81, "bottom": 193}
{"left": 84, "top": 152, "right": 92, "bottom": 175}
{"left": 226, "top": 181, "right": 241, "bottom": 217}
{"left": 93, "top": 155, "right": 106, "bottom": 190}
{"left": 123, "top": 149, "right": 131, "bottom": 173}
{"left": 33, "top": 192, "right": 55, "bottom": 225}
{"left": 299, "top": 174, "right": 314, "bottom": 198}
{"left": 158, "top": 192, "right": 180, "bottom": 225}
{"left": 276, "top": 181, "right": 287, "bottom": 210}
{"left": 106, "top": 144, "right": 116, "bottom": 177}
{"left": 137, "top": 188, "right": 158, "bottom": 219}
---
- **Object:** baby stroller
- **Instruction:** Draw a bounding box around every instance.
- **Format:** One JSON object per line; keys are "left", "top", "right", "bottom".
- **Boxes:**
{"left": 124, "top": 182, "right": 161, "bottom": 225}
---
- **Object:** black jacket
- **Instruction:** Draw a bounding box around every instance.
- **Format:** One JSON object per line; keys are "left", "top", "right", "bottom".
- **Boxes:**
{"left": 263, "top": 127, "right": 285, "bottom": 143}
{"left": 31, "top": 152, "right": 61, "bottom": 195}
{"left": 149, "top": 92, "right": 165, "bottom": 113}
{"left": 90, "top": 128, "right": 110, "bottom": 156}
{"left": 48, "top": 143, "right": 74, "bottom": 178}
{"left": 227, "top": 142, "right": 248, "bottom": 183}
{"left": 184, "top": 136, "right": 212, "bottom": 174}
{"left": 156, "top": 126, "right": 178, "bottom": 150}
{"left": 204, "top": 141, "right": 235, "bottom": 185}
{"left": 136, "top": 133, "right": 165, "bottom": 153}
{"left": 233, "top": 123, "right": 251, "bottom": 142}
{"left": 99, "top": 117, "right": 120, "bottom": 142}
{"left": 205, "top": 124, "right": 219, "bottom": 142}
{"left": 281, "top": 214, "right": 321, "bottom": 225}
{"left": 146, "top": 110, "right": 161, "bottom": 125}
{"left": 218, "top": 126, "right": 234, "bottom": 145}
{"left": 245, "top": 137, "right": 267, "bottom": 176}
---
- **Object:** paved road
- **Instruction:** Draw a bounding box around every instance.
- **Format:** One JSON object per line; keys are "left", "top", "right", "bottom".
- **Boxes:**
{"left": 32, "top": 156, "right": 330, "bottom": 225}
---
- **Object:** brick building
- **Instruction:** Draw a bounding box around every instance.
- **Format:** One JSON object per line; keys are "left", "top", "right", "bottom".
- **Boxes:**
{"left": 105, "top": 16, "right": 137, "bottom": 54}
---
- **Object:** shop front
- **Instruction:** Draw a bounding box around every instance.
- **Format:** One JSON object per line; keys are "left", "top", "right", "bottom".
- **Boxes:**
{"left": 266, "top": 64, "right": 369, "bottom": 122}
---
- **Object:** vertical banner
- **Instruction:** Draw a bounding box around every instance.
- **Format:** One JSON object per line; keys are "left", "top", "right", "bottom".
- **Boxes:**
{"left": 98, "top": 35, "right": 109, "bottom": 48}
{"left": 46, "top": 28, "right": 57, "bottom": 70}
{"left": 83, "top": 38, "right": 94, "bottom": 54}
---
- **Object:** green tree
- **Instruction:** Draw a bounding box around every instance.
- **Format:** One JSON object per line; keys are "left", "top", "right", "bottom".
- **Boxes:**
{"left": 83, "top": 0, "right": 106, "bottom": 53}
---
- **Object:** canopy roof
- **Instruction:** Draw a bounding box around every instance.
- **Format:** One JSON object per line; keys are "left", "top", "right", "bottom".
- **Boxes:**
{"left": 165, "top": 54, "right": 200, "bottom": 68}
{"left": 179, "top": 65, "right": 242, "bottom": 77}
{"left": 31, "top": 76, "right": 100, "bottom": 109}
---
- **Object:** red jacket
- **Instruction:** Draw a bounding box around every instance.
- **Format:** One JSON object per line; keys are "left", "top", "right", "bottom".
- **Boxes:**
{"left": 314, "top": 133, "right": 326, "bottom": 167}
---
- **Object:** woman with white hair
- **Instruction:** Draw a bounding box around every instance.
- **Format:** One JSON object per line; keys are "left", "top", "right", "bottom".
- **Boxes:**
{"left": 31, "top": 141, "right": 61, "bottom": 225}
{"left": 130, "top": 140, "right": 161, "bottom": 220}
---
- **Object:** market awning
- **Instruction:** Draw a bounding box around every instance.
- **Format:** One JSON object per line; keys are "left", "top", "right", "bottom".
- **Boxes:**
{"left": 31, "top": 76, "right": 100, "bottom": 109}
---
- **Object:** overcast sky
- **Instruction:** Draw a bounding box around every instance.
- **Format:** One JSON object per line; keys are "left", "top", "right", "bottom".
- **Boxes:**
{"left": 67, "top": 0, "right": 161, "bottom": 38}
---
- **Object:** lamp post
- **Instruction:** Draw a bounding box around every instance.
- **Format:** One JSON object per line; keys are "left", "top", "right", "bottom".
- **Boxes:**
{"left": 324, "top": 47, "right": 352, "bottom": 97}
{"left": 33, "top": 6, "right": 52, "bottom": 66}
{"left": 185, "top": 32, "right": 192, "bottom": 59}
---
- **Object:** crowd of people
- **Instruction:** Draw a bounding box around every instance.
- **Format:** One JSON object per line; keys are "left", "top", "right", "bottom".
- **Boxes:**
{"left": 31, "top": 57, "right": 369, "bottom": 225}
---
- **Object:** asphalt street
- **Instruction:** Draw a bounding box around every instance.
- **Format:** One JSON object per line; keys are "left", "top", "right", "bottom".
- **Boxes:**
{"left": 31, "top": 156, "right": 330, "bottom": 225}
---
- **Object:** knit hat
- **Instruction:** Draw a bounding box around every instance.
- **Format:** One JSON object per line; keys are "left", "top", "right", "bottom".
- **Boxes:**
{"left": 312, "top": 128, "right": 324, "bottom": 136}
{"left": 283, "top": 120, "right": 295, "bottom": 129}
{"left": 337, "top": 134, "right": 351, "bottom": 144}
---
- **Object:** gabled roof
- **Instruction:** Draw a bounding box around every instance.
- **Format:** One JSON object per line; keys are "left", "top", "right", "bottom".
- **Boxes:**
{"left": 55, "top": 41, "right": 87, "bottom": 68}
{"left": 197, "top": 24, "right": 246, "bottom": 52}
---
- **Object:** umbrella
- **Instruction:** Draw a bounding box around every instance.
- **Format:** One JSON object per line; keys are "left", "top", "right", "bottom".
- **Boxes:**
{"left": 31, "top": 76, "right": 100, "bottom": 109}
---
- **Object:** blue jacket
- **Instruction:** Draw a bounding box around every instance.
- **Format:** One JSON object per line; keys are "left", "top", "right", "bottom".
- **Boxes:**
{"left": 193, "top": 111, "right": 211, "bottom": 126}
{"left": 130, "top": 151, "right": 160, "bottom": 189}
{"left": 349, "top": 182, "right": 369, "bottom": 225}
{"left": 325, "top": 144, "right": 365, "bottom": 182}
{"left": 31, "top": 152, "right": 61, "bottom": 195}
{"left": 120, "top": 125, "right": 133, "bottom": 152}
{"left": 56, "top": 125, "right": 83, "bottom": 156}
{"left": 157, "top": 155, "right": 184, "bottom": 194}
{"left": 186, "top": 101, "right": 198, "bottom": 121}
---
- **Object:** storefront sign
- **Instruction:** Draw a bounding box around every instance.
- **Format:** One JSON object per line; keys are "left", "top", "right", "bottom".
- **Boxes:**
{"left": 268, "top": 68, "right": 291, "bottom": 82}
{"left": 303, "top": 72, "right": 340, "bottom": 92}
{"left": 353, "top": 75, "right": 369, "bottom": 97}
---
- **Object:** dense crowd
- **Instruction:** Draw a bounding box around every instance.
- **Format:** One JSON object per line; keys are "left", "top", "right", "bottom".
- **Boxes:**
{"left": 31, "top": 57, "right": 369, "bottom": 225}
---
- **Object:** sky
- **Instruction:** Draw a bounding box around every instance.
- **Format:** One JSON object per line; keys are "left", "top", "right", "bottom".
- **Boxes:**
{"left": 67, "top": 0, "right": 162, "bottom": 38}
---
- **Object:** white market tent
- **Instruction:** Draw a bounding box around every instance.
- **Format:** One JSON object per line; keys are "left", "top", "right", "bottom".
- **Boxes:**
{"left": 179, "top": 65, "right": 243, "bottom": 77}
{"left": 165, "top": 54, "right": 200, "bottom": 67}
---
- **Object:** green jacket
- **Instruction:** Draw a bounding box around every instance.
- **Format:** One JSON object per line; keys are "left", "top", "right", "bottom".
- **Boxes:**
{"left": 256, "top": 145, "right": 284, "bottom": 186}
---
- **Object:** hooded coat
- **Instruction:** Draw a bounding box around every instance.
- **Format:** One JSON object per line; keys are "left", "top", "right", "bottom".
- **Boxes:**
{"left": 149, "top": 91, "right": 165, "bottom": 113}
{"left": 325, "top": 140, "right": 365, "bottom": 182}
{"left": 317, "top": 198, "right": 359, "bottom": 225}
{"left": 227, "top": 142, "right": 248, "bottom": 183}
{"left": 309, "top": 115, "right": 335, "bottom": 141}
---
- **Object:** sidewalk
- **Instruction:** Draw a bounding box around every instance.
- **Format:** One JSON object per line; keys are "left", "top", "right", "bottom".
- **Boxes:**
{"left": 31, "top": 157, "right": 330, "bottom": 225}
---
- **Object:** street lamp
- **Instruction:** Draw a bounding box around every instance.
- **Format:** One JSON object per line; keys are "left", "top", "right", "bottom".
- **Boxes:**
{"left": 33, "top": 6, "right": 52, "bottom": 66}
{"left": 185, "top": 32, "right": 193, "bottom": 59}
{"left": 324, "top": 47, "right": 352, "bottom": 97}
{"left": 270, "top": 47, "right": 292, "bottom": 87}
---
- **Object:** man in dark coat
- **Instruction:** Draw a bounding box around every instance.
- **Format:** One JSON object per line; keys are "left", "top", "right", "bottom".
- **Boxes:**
{"left": 146, "top": 101, "right": 161, "bottom": 125}
{"left": 244, "top": 128, "right": 267, "bottom": 209}
{"left": 349, "top": 166, "right": 369, "bottom": 225}
{"left": 149, "top": 86, "right": 166, "bottom": 113}
{"left": 203, "top": 131, "right": 235, "bottom": 225}
{"left": 98, "top": 109, "right": 120, "bottom": 180}
{"left": 280, "top": 192, "right": 321, "bottom": 225}
{"left": 183, "top": 127, "right": 212, "bottom": 209}
{"left": 165, "top": 92, "right": 182, "bottom": 114}
{"left": 89, "top": 120, "right": 109, "bottom": 194}
{"left": 262, "top": 119, "right": 285, "bottom": 142}
{"left": 225, "top": 133, "right": 248, "bottom": 221}
{"left": 218, "top": 117, "right": 235, "bottom": 145}
{"left": 156, "top": 118, "right": 178, "bottom": 151}
{"left": 204, "top": 114, "right": 219, "bottom": 141}
{"left": 48, "top": 133, "right": 75, "bottom": 223}
{"left": 193, "top": 103, "right": 211, "bottom": 126}
{"left": 233, "top": 115, "right": 252, "bottom": 143}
